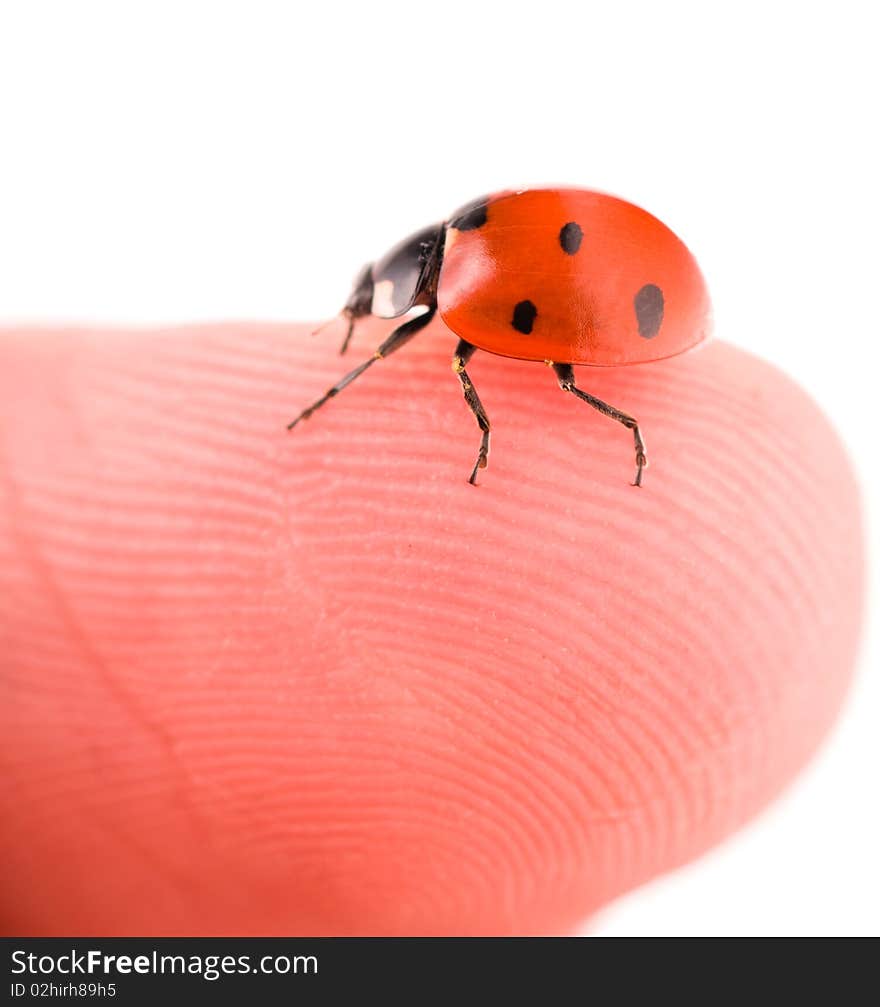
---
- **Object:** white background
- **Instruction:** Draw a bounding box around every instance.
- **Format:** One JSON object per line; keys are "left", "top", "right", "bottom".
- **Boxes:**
{"left": 1, "top": 1, "right": 876, "bottom": 936}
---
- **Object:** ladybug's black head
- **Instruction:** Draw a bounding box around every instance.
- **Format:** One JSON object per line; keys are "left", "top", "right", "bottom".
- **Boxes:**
{"left": 368, "top": 223, "right": 444, "bottom": 320}
{"left": 343, "top": 263, "right": 375, "bottom": 323}
{"left": 333, "top": 223, "right": 444, "bottom": 353}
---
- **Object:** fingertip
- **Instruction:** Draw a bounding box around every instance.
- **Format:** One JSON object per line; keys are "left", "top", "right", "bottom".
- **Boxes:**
{"left": 0, "top": 320, "right": 864, "bottom": 935}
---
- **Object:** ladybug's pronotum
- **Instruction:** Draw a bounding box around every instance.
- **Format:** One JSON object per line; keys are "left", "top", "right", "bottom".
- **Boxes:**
{"left": 289, "top": 188, "right": 712, "bottom": 486}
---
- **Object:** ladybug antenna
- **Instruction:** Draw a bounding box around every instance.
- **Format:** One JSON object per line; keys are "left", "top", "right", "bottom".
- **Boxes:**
{"left": 310, "top": 316, "right": 338, "bottom": 338}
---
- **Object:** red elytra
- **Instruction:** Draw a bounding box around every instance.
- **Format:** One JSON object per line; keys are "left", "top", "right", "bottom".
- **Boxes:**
{"left": 289, "top": 188, "right": 713, "bottom": 487}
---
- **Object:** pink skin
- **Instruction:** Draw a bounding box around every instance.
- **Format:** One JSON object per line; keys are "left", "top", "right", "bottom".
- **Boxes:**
{"left": 0, "top": 318, "right": 864, "bottom": 936}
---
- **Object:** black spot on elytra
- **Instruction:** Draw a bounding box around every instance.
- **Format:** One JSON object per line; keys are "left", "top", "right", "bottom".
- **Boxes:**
{"left": 634, "top": 283, "right": 664, "bottom": 339}
{"left": 511, "top": 299, "right": 537, "bottom": 334}
{"left": 448, "top": 196, "right": 489, "bottom": 231}
{"left": 559, "top": 221, "right": 583, "bottom": 255}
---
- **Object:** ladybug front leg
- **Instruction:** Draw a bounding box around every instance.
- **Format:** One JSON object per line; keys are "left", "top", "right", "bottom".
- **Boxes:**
{"left": 287, "top": 306, "right": 435, "bottom": 430}
{"left": 452, "top": 339, "right": 491, "bottom": 486}
{"left": 552, "top": 363, "right": 647, "bottom": 487}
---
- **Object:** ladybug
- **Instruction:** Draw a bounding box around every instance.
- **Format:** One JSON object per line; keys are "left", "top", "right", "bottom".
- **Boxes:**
{"left": 289, "top": 188, "right": 711, "bottom": 486}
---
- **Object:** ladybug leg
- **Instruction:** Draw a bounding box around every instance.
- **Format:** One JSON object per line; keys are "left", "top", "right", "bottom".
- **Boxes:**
{"left": 287, "top": 306, "right": 435, "bottom": 430}
{"left": 552, "top": 363, "right": 648, "bottom": 487}
{"left": 452, "top": 339, "right": 491, "bottom": 485}
{"left": 338, "top": 312, "right": 357, "bottom": 356}
{"left": 338, "top": 263, "right": 375, "bottom": 355}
